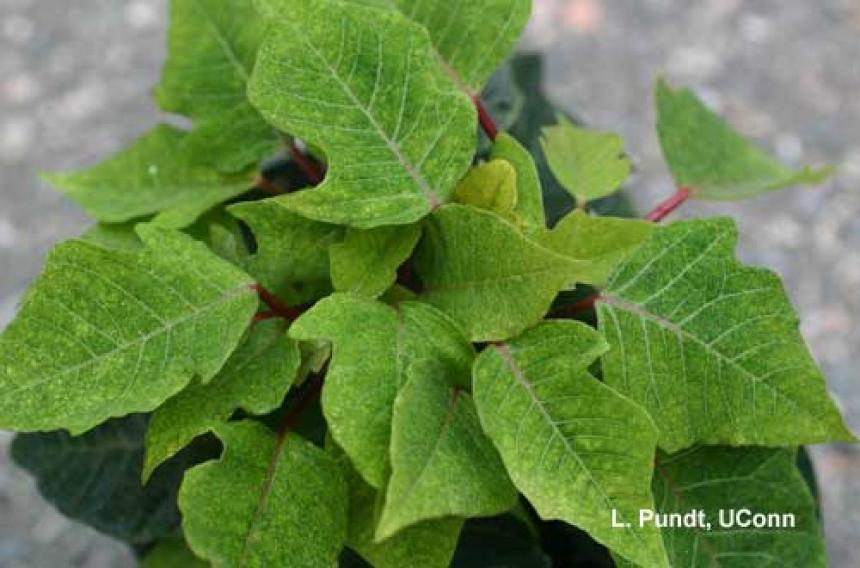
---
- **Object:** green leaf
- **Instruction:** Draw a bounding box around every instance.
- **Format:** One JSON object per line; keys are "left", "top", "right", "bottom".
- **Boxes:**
{"left": 378, "top": 363, "right": 517, "bottom": 539}
{"left": 249, "top": 0, "right": 477, "bottom": 228}
{"left": 290, "top": 294, "right": 474, "bottom": 488}
{"left": 489, "top": 132, "right": 546, "bottom": 230}
{"left": 180, "top": 420, "right": 348, "bottom": 568}
{"left": 11, "top": 415, "right": 194, "bottom": 544}
{"left": 143, "top": 537, "right": 209, "bottom": 568}
{"left": 43, "top": 125, "right": 254, "bottom": 227}
{"left": 230, "top": 199, "right": 344, "bottom": 305}
{"left": 540, "top": 116, "right": 630, "bottom": 205}
{"left": 330, "top": 224, "right": 422, "bottom": 298}
{"left": 473, "top": 321, "right": 668, "bottom": 568}
{"left": 415, "top": 204, "right": 585, "bottom": 341}
{"left": 616, "top": 447, "right": 826, "bottom": 568}
{"left": 656, "top": 78, "right": 833, "bottom": 200}
{"left": 453, "top": 160, "right": 519, "bottom": 222}
{"left": 143, "top": 319, "right": 300, "bottom": 481}
{"left": 80, "top": 223, "right": 144, "bottom": 251}
{"left": 393, "top": 0, "right": 532, "bottom": 93}
{"left": 0, "top": 226, "right": 258, "bottom": 434}
{"left": 597, "top": 218, "right": 855, "bottom": 451}
{"left": 536, "top": 210, "right": 653, "bottom": 287}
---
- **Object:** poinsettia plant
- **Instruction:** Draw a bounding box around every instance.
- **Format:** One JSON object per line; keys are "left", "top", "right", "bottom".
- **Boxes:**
{"left": 2, "top": 0, "right": 853, "bottom": 566}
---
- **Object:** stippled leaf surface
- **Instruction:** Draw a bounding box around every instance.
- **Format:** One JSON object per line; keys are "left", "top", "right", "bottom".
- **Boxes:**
{"left": 378, "top": 364, "right": 516, "bottom": 538}
{"left": 249, "top": 0, "right": 476, "bottom": 227}
{"left": 656, "top": 79, "right": 832, "bottom": 200}
{"left": 330, "top": 224, "right": 422, "bottom": 298}
{"left": 541, "top": 116, "right": 630, "bottom": 205}
{"left": 597, "top": 218, "right": 854, "bottom": 451}
{"left": 43, "top": 125, "right": 254, "bottom": 228}
{"left": 0, "top": 226, "right": 258, "bottom": 434}
{"left": 616, "top": 447, "right": 825, "bottom": 568}
{"left": 179, "top": 420, "right": 347, "bottom": 568}
{"left": 490, "top": 132, "right": 545, "bottom": 230}
{"left": 290, "top": 294, "right": 474, "bottom": 488}
{"left": 453, "top": 160, "right": 519, "bottom": 222}
{"left": 415, "top": 204, "right": 584, "bottom": 341}
{"left": 143, "top": 319, "right": 300, "bottom": 480}
{"left": 473, "top": 321, "right": 668, "bottom": 568}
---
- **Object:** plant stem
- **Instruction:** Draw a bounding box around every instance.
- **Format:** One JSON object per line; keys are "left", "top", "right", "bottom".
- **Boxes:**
{"left": 254, "top": 175, "right": 283, "bottom": 195}
{"left": 252, "top": 284, "right": 304, "bottom": 321}
{"left": 547, "top": 295, "right": 600, "bottom": 319}
{"left": 644, "top": 186, "right": 691, "bottom": 222}
{"left": 473, "top": 95, "right": 499, "bottom": 141}
{"left": 287, "top": 139, "right": 325, "bottom": 185}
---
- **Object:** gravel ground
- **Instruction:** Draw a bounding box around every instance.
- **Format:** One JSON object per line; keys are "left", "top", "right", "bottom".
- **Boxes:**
{"left": 1, "top": 0, "right": 859, "bottom": 566}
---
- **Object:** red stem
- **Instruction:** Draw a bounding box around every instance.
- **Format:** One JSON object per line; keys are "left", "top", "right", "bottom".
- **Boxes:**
{"left": 288, "top": 141, "right": 325, "bottom": 185}
{"left": 644, "top": 186, "right": 691, "bottom": 222}
{"left": 252, "top": 284, "right": 304, "bottom": 322}
{"left": 473, "top": 96, "right": 499, "bottom": 141}
{"left": 548, "top": 295, "right": 600, "bottom": 319}
{"left": 254, "top": 175, "right": 283, "bottom": 195}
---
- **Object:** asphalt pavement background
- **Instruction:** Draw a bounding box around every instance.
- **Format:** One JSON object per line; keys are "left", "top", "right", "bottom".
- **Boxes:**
{"left": 1, "top": 1, "right": 859, "bottom": 566}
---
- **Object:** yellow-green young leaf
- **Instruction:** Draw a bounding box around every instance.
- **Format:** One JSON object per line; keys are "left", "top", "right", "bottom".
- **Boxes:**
{"left": 540, "top": 115, "right": 631, "bottom": 205}
{"left": 415, "top": 204, "right": 585, "bottom": 341}
{"left": 597, "top": 218, "right": 855, "bottom": 452}
{"left": 249, "top": 0, "right": 476, "bottom": 228}
{"left": 473, "top": 321, "right": 669, "bottom": 568}
{"left": 656, "top": 79, "right": 833, "bottom": 200}
{"left": 156, "top": 0, "right": 279, "bottom": 172}
{"left": 377, "top": 363, "right": 517, "bottom": 539}
{"left": 537, "top": 210, "right": 653, "bottom": 287}
{"left": 179, "top": 420, "right": 347, "bottom": 568}
{"left": 330, "top": 224, "right": 422, "bottom": 298}
{"left": 0, "top": 226, "right": 258, "bottom": 435}
{"left": 290, "top": 294, "right": 474, "bottom": 488}
{"left": 393, "top": 0, "right": 532, "bottom": 93}
{"left": 616, "top": 447, "right": 826, "bottom": 568}
{"left": 143, "top": 537, "right": 208, "bottom": 568}
{"left": 43, "top": 125, "right": 254, "bottom": 228}
{"left": 453, "top": 160, "right": 519, "bottom": 222}
{"left": 229, "top": 199, "right": 344, "bottom": 305}
{"left": 143, "top": 319, "right": 300, "bottom": 481}
{"left": 490, "top": 132, "right": 546, "bottom": 230}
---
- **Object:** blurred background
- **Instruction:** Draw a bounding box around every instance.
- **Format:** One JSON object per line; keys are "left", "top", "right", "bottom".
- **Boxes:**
{"left": 1, "top": 0, "right": 858, "bottom": 566}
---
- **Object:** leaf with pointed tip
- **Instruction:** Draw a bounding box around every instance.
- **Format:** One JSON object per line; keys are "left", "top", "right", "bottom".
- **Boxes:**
{"left": 377, "top": 363, "right": 516, "bottom": 539}
{"left": 11, "top": 415, "right": 195, "bottom": 544}
{"left": 0, "top": 226, "right": 258, "bottom": 434}
{"left": 537, "top": 210, "right": 653, "bottom": 287}
{"left": 249, "top": 0, "right": 476, "bottom": 228}
{"left": 290, "top": 294, "right": 474, "bottom": 488}
{"left": 230, "top": 199, "right": 344, "bottom": 305}
{"left": 393, "top": 0, "right": 532, "bottom": 93}
{"left": 616, "top": 447, "right": 826, "bottom": 568}
{"left": 540, "top": 116, "right": 630, "bottom": 205}
{"left": 415, "top": 204, "right": 584, "bottom": 341}
{"left": 43, "top": 125, "right": 254, "bottom": 228}
{"left": 330, "top": 224, "right": 422, "bottom": 298}
{"left": 489, "top": 133, "right": 545, "bottom": 230}
{"left": 597, "top": 218, "right": 855, "bottom": 452}
{"left": 143, "top": 537, "right": 208, "bottom": 568}
{"left": 143, "top": 319, "right": 300, "bottom": 481}
{"left": 453, "top": 160, "right": 519, "bottom": 222}
{"left": 180, "top": 420, "right": 348, "bottom": 568}
{"left": 473, "top": 321, "right": 669, "bottom": 568}
{"left": 656, "top": 79, "right": 833, "bottom": 200}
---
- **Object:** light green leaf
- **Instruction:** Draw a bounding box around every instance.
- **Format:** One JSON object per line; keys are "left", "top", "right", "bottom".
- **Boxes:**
{"left": 616, "top": 447, "right": 826, "bottom": 568}
{"left": 180, "top": 420, "right": 347, "bottom": 568}
{"left": 490, "top": 132, "right": 545, "bottom": 230}
{"left": 43, "top": 125, "right": 254, "bottom": 228}
{"left": 415, "top": 204, "right": 585, "bottom": 341}
{"left": 537, "top": 210, "right": 653, "bottom": 287}
{"left": 143, "top": 319, "right": 300, "bottom": 481}
{"left": 0, "top": 226, "right": 258, "bottom": 434}
{"left": 378, "top": 363, "right": 516, "bottom": 539}
{"left": 540, "top": 115, "right": 630, "bottom": 205}
{"left": 597, "top": 218, "right": 855, "bottom": 452}
{"left": 473, "top": 321, "right": 668, "bottom": 568}
{"left": 249, "top": 0, "right": 476, "bottom": 228}
{"left": 143, "top": 537, "right": 209, "bottom": 568}
{"left": 656, "top": 78, "right": 833, "bottom": 200}
{"left": 330, "top": 224, "right": 422, "bottom": 298}
{"left": 80, "top": 223, "right": 144, "bottom": 251}
{"left": 290, "top": 294, "right": 474, "bottom": 488}
{"left": 453, "top": 160, "right": 519, "bottom": 222}
{"left": 393, "top": 0, "right": 532, "bottom": 93}
{"left": 229, "top": 199, "right": 344, "bottom": 305}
